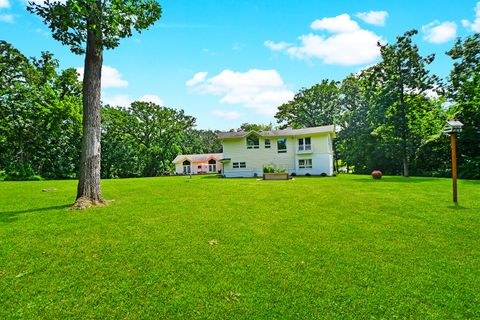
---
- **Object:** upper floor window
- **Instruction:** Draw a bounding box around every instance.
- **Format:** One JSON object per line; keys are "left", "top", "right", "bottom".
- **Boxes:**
{"left": 298, "top": 137, "right": 311, "bottom": 151}
{"left": 246, "top": 134, "right": 259, "bottom": 149}
{"left": 265, "top": 139, "right": 271, "bottom": 148}
{"left": 277, "top": 138, "right": 287, "bottom": 153}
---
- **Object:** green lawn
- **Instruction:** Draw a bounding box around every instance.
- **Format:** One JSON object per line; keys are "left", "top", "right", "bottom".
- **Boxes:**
{"left": 1, "top": 175, "right": 479, "bottom": 319}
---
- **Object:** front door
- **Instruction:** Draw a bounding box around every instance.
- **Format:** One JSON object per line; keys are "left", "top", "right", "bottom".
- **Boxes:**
{"left": 208, "top": 159, "right": 217, "bottom": 173}
{"left": 183, "top": 160, "right": 191, "bottom": 174}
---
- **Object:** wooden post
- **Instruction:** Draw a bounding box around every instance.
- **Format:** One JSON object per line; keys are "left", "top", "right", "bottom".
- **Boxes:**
{"left": 451, "top": 133, "right": 458, "bottom": 203}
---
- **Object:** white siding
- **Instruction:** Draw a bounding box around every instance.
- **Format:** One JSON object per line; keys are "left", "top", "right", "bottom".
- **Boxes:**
{"left": 222, "top": 132, "right": 334, "bottom": 177}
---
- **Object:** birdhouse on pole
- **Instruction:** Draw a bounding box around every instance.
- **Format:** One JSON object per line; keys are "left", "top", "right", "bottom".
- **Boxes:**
{"left": 443, "top": 120, "right": 464, "bottom": 134}
{"left": 444, "top": 120, "right": 463, "bottom": 203}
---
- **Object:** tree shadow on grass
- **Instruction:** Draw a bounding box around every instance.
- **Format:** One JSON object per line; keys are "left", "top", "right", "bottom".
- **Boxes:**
{"left": 200, "top": 175, "right": 221, "bottom": 179}
{"left": 0, "top": 204, "right": 71, "bottom": 223}
{"left": 447, "top": 203, "right": 469, "bottom": 210}
{"left": 350, "top": 176, "right": 438, "bottom": 183}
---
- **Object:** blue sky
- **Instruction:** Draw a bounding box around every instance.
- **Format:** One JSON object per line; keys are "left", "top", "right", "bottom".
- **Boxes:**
{"left": 1, "top": 0, "right": 480, "bottom": 130}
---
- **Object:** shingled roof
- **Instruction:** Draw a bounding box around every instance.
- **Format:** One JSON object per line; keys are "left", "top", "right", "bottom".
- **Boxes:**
{"left": 172, "top": 153, "right": 223, "bottom": 164}
{"left": 218, "top": 125, "right": 335, "bottom": 139}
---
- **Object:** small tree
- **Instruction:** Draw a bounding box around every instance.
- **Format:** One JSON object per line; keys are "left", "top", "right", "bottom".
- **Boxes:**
{"left": 28, "top": 0, "right": 162, "bottom": 208}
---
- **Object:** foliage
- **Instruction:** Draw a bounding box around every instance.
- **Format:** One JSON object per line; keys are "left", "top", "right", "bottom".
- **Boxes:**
{"left": 28, "top": 0, "right": 163, "bottom": 203}
{"left": 238, "top": 123, "right": 275, "bottom": 132}
{"left": 181, "top": 129, "right": 223, "bottom": 154}
{"left": 0, "top": 41, "right": 82, "bottom": 180}
{"left": 263, "top": 165, "right": 286, "bottom": 173}
{"left": 1, "top": 175, "right": 479, "bottom": 318}
{"left": 101, "top": 102, "right": 197, "bottom": 178}
{"left": 263, "top": 165, "right": 275, "bottom": 173}
{"left": 447, "top": 33, "right": 480, "bottom": 179}
{"left": 27, "top": 0, "right": 162, "bottom": 55}
{"left": 275, "top": 79, "right": 341, "bottom": 128}
{"left": 371, "top": 30, "right": 439, "bottom": 176}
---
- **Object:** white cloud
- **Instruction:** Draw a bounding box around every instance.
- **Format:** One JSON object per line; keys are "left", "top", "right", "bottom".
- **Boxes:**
{"left": 103, "top": 94, "right": 165, "bottom": 107}
{"left": 355, "top": 11, "right": 388, "bottom": 26}
{"left": 212, "top": 110, "right": 243, "bottom": 120}
{"left": 0, "top": 14, "right": 13, "bottom": 23}
{"left": 311, "top": 14, "right": 360, "bottom": 33}
{"left": 287, "top": 30, "right": 381, "bottom": 66}
{"left": 187, "top": 69, "right": 294, "bottom": 116}
{"left": 0, "top": 0, "right": 10, "bottom": 9}
{"left": 186, "top": 71, "right": 208, "bottom": 87}
{"left": 76, "top": 65, "right": 128, "bottom": 88}
{"left": 266, "top": 14, "right": 382, "bottom": 66}
{"left": 422, "top": 21, "right": 457, "bottom": 44}
{"left": 462, "top": 2, "right": 480, "bottom": 32}
{"left": 103, "top": 94, "right": 131, "bottom": 107}
{"left": 139, "top": 94, "right": 164, "bottom": 105}
{"left": 264, "top": 40, "right": 291, "bottom": 51}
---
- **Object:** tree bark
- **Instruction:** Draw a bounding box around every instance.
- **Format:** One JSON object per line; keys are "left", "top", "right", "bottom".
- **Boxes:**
{"left": 73, "top": 18, "right": 105, "bottom": 208}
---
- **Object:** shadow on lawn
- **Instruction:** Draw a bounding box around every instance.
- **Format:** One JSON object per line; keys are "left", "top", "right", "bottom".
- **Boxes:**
{"left": 350, "top": 176, "right": 437, "bottom": 183}
{"left": 0, "top": 204, "right": 71, "bottom": 223}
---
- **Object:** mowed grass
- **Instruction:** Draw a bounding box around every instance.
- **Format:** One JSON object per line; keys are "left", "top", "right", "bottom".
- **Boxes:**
{"left": 1, "top": 175, "right": 479, "bottom": 319}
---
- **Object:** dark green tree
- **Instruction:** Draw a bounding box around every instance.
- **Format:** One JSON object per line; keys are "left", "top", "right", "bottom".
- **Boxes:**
{"left": 0, "top": 42, "right": 83, "bottom": 180}
{"left": 447, "top": 33, "right": 480, "bottom": 179}
{"left": 181, "top": 129, "right": 223, "bottom": 155}
{"left": 372, "top": 29, "right": 439, "bottom": 177}
{"left": 28, "top": 0, "right": 162, "bottom": 208}
{"left": 275, "top": 80, "right": 340, "bottom": 128}
{"left": 238, "top": 123, "right": 274, "bottom": 132}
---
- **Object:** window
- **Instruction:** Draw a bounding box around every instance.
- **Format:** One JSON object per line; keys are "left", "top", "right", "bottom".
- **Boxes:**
{"left": 265, "top": 139, "right": 271, "bottom": 148}
{"left": 246, "top": 134, "right": 259, "bottom": 149}
{"left": 208, "top": 159, "right": 217, "bottom": 172}
{"left": 299, "top": 159, "right": 313, "bottom": 169}
{"left": 233, "top": 162, "right": 246, "bottom": 169}
{"left": 298, "top": 137, "right": 312, "bottom": 151}
{"left": 277, "top": 138, "right": 287, "bottom": 153}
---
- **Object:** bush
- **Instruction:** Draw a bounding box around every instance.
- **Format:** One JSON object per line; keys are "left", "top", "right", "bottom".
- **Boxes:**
{"left": 459, "top": 156, "right": 480, "bottom": 179}
{"left": 263, "top": 165, "right": 275, "bottom": 173}
{"left": 4, "top": 164, "right": 43, "bottom": 181}
{"left": 371, "top": 170, "right": 383, "bottom": 180}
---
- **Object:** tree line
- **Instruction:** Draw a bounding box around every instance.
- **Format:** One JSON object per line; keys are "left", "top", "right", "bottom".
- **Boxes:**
{"left": 275, "top": 30, "right": 480, "bottom": 179}
{"left": 0, "top": 40, "right": 221, "bottom": 180}
{"left": 1, "top": 30, "right": 479, "bottom": 180}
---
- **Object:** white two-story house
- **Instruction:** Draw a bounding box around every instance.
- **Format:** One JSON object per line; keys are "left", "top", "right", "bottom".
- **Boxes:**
{"left": 218, "top": 125, "right": 335, "bottom": 178}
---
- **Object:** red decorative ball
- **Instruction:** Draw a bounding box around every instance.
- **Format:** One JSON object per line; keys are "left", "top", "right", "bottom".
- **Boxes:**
{"left": 371, "top": 170, "right": 383, "bottom": 179}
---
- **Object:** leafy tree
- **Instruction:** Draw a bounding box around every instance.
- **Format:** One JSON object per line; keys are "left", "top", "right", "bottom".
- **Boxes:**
{"left": 372, "top": 29, "right": 439, "bottom": 176}
{"left": 337, "top": 71, "right": 383, "bottom": 173}
{"left": 181, "top": 129, "right": 223, "bottom": 154}
{"left": 275, "top": 80, "right": 340, "bottom": 128}
{"left": 238, "top": 123, "right": 274, "bottom": 132}
{"left": 28, "top": 0, "right": 162, "bottom": 208}
{"left": 101, "top": 102, "right": 196, "bottom": 178}
{"left": 0, "top": 42, "right": 83, "bottom": 180}
{"left": 447, "top": 33, "right": 480, "bottom": 179}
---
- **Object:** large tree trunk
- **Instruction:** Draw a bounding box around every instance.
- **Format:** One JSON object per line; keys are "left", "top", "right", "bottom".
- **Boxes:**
{"left": 72, "top": 24, "right": 106, "bottom": 209}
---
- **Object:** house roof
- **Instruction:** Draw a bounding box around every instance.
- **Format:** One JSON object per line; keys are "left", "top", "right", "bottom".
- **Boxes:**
{"left": 218, "top": 125, "right": 335, "bottom": 139}
{"left": 172, "top": 153, "right": 223, "bottom": 164}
